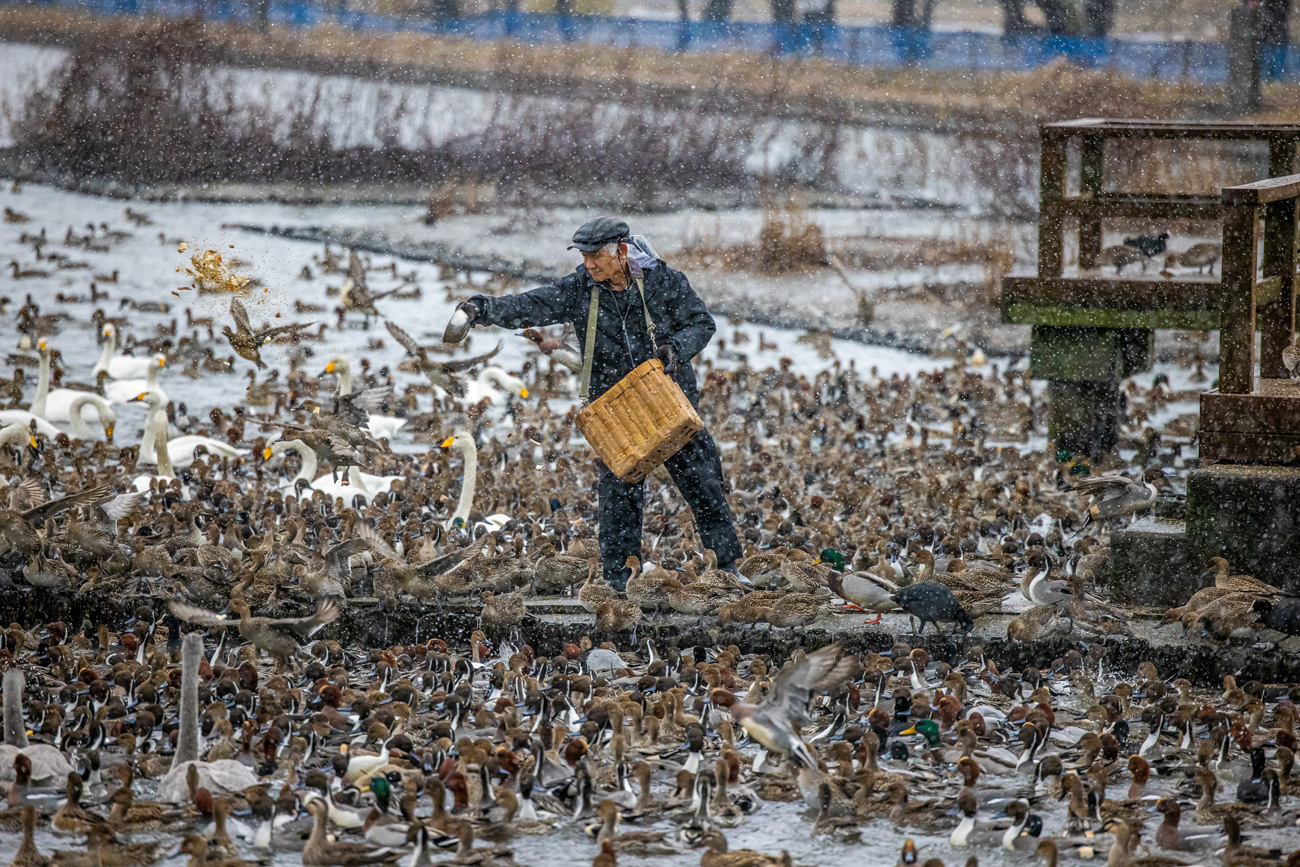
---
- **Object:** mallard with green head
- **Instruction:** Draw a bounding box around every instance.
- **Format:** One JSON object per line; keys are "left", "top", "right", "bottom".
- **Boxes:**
{"left": 819, "top": 549, "right": 900, "bottom": 624}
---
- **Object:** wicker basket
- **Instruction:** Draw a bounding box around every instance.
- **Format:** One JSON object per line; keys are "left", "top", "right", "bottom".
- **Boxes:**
{"left": 576, "top": 359, "right": 703, "bottom": 483}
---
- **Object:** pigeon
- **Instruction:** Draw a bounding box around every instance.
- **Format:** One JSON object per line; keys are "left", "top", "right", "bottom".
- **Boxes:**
{"left": 1123, "top": 232, "right": 1170, "bottom": 260}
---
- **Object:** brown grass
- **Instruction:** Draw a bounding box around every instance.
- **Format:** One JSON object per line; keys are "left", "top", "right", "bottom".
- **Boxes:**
{"left": 6, "top": 7, "right": 1292, "bottom": 212}
{"left": 757, "top": 194, "right": 827, "bottom": 275}
{"left": 678, "top": 219, "right": 1015, "bottom": 282}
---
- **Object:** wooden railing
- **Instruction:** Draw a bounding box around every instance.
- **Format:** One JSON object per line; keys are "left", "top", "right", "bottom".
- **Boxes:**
{"left": 1037, "top": 119, "right": 1300, "bottom": 278}
{"left": 1217, "top": 173, "right": 1300, "bottom": 394}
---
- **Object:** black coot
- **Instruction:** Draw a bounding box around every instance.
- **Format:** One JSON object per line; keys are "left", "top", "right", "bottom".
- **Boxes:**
{"left": 892, "top": 583, "right": 974, "bottom": 636}
{"left": 1253, "top": 597, "right": 1300, "bottom": 636}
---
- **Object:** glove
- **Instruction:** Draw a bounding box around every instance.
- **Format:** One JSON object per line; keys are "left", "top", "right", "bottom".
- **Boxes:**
{"left": 443, "top": 300, "right": 479, "bottom": 344}
{"left": 655, "top": 341, "right": 678, "bottom": 373}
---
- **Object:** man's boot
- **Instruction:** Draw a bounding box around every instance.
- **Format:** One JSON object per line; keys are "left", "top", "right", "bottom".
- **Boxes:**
{"left": 720, "top": 562, "right": 753, "bottom": 586}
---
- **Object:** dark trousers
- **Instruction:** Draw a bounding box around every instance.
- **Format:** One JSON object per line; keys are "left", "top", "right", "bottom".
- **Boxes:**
{"left": 598, "top": 428, "right": 743, "bottom": 589}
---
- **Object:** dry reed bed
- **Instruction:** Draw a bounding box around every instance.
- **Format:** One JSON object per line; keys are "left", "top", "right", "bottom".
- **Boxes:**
{"left": 4, "top": 18, "right": 798, "bottom": 190}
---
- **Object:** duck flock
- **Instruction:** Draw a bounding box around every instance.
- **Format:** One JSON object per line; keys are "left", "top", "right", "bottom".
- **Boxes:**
{"left": 1, "top": 193, "right": 1299, "bottom": 867}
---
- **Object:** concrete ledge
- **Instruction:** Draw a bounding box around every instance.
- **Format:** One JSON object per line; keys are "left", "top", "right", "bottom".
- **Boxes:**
{"left": 1107, "top": 516, "right": 1201, "bottom": 607}
{"left": 20, "top": 586, "right": 1300, "bottom": 685}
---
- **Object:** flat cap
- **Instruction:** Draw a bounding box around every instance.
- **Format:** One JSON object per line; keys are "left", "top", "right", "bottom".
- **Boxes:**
{"left": 568, "top": 216, "right": 629, "bottom": 252}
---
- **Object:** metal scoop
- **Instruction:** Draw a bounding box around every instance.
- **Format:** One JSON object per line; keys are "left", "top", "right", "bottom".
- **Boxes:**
{"left": 442, "top": 308, "right": 472, "bottom": 344}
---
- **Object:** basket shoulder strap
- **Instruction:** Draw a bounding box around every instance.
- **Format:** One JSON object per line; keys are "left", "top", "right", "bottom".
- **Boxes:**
{"left": 634, "top": 276, "right": 657, "bottom": 350}
{"left": 579, "top": 284, "right": 600, "bottom": 405}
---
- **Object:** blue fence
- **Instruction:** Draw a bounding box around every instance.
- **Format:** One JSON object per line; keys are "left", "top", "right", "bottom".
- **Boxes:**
{"left": 8, "top": 0, "right": 1297, "bottom": 84}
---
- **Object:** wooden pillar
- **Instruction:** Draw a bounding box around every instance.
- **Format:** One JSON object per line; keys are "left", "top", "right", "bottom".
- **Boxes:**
{"left": 1079, "top": 135, "right": 1104, "bottom": 269}
{"left": 1038, "top": 132, "right": 1067, "bottom": 278}
{"left": 1047, "top": 379, "right": 1122, "bottom": 458}
{"left": 1032, "top": 325, "right": 1149, "bottom": 460}
{"left": 1260, "top": 138, "right": 1298, "bottom": 379}
{"left": 1220, "top": 203, "right": 1260, "bottom": 394}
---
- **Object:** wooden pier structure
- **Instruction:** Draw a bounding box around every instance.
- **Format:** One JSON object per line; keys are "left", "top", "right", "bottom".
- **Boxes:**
{"left": 1054, "top": 120, "right": 1300, "bottom": 599}
{"left": 1004, "top": 118, "right": 1300, "bottom": 457}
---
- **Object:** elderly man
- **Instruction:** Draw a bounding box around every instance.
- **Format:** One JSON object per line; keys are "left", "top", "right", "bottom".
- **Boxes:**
{"left": 448, "top": 216, "right": 743, "bottom": 589}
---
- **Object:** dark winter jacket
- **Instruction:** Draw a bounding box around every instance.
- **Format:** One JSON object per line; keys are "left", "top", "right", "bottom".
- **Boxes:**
{"left": 469, "top": 261, "right": 715, "bottom": 404}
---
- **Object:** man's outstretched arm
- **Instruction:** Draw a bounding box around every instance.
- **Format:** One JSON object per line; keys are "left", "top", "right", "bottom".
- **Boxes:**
{"left": 466, "top": 273, "right": 582, "bottom": 331}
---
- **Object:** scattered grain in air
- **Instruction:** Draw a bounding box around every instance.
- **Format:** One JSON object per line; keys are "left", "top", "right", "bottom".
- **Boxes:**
{"left": 178, "top": 242, "right": 188, "bottom": 253}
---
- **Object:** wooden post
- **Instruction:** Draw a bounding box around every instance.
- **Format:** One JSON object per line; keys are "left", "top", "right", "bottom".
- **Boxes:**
{"left": 1079, "top": 134, "right": 1104, "bottom": 269}
{"left": 1260, "top": 138, "right": 1298, "bottom": 378}
{"left": 1038, "top": 131, "right": 1067, "bottom": 278}
{"left": 1219, "top": 203, "right": 1260, "bottom": 394}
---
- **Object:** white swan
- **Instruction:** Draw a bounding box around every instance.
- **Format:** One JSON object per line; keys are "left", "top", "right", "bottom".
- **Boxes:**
{"left": 135, "top": 394, "right": 248, "bottom": 468}
{"left": 104, "top": 355, "right": 167, "bottom": 405}
{"left": 264, "top": 439, "right": 398, "bottom": 502}
{"left": 65, "top": 394, "right": 115, "bottom": 441}
{"left": 159, "top": 634, "right": 259, "bottom": 803}
{"left": 323, "top": 357, "right": 406, "bottom": 440}
{"left": 463, "top": 367, "right": 529, "bottom": 405}
{"left": 134, "top": 408, "right": 177, "bottom": 493}
{"left": 94, "top": 323, "right": 161, "bottom": 380}
{"left": 440, "top": 431, "right": 478, "bottom": 530}
{"left": 0, "top": 410, "right": 60, "bottom": 439}
{"left": 29, "top": 339, "right": 113, "bottom": 424}
{"left": 0, "top": 422, "right": 33, "bottom": 452}
{"left": 0, "top": 670, "right": 72, "bottom": 788}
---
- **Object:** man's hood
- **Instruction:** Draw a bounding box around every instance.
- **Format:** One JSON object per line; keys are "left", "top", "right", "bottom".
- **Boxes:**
{"left": 626, "top": 234, "right": 660, "bottom": 277}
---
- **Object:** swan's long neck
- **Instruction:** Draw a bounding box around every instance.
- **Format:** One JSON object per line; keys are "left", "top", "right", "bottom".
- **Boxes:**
{"left": 30, "top": 347, "right": 50, "bottom": 417}
{"left": 347, "top": 466, "right": 372, "bottom": 494}
{"left": 153, "top": 410, "right": 174, "bottom": 478}
{"left": 3, "top": 669, "right": 28, "bottom": 748}
{"left": 146, "top": 360, "right": 161, "bottom": 389}
{"left": 140, "top": 411, "right": 156, "bottom": 463}
{"left": 453, "top": 439, "right": 477, "bottom": 525}
{"left": 335, "top": 360, "right": 353, "bottom": 397}
{"left": 68, "top": 395, "right": 113, "bottom": 440}
{"left": 278, "top": 440, "right": 316, "bottom": 486}
{"left": 94, "top": 330, "right": 115, "bottom": 374}
{"left": 174, "top": 633, "right": 201, "bottom": 765}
